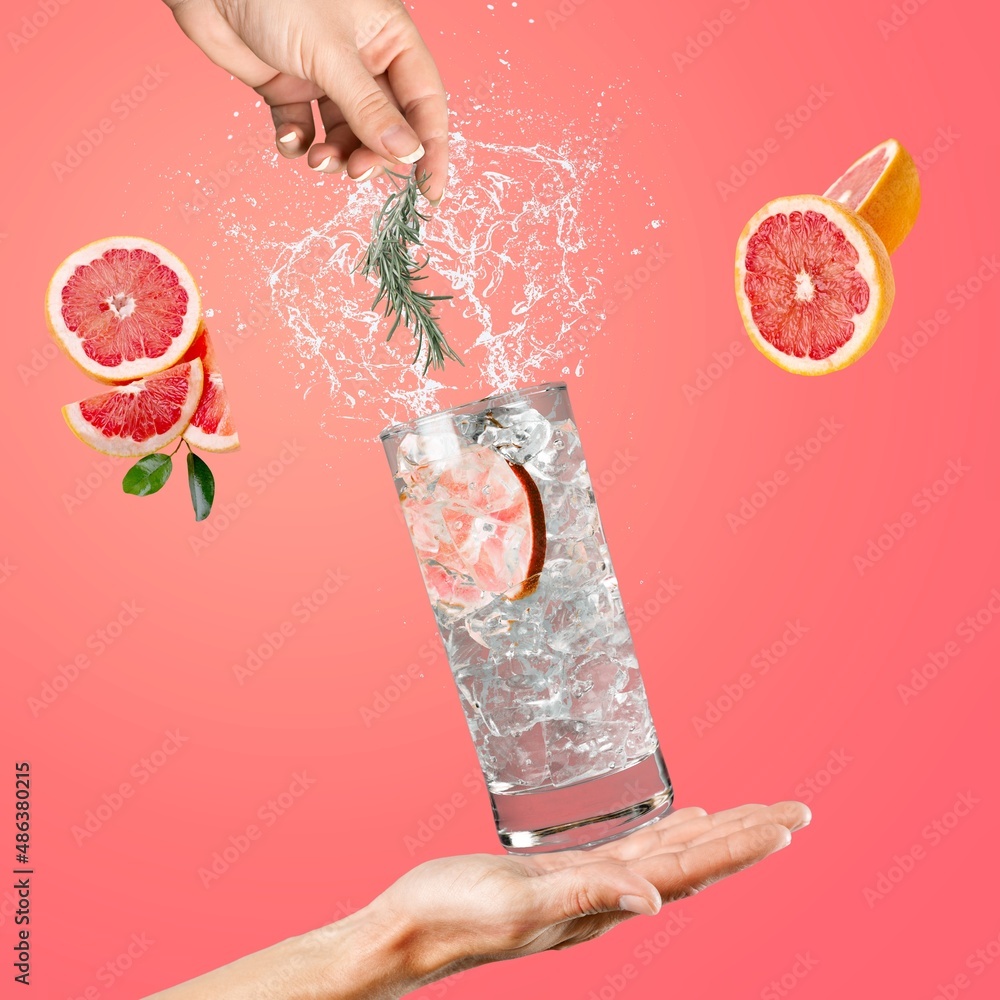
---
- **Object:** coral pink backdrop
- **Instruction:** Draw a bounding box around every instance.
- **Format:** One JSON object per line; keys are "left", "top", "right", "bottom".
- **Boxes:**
{"left": 3, "top": 0, "right": 998, "bottom": 997}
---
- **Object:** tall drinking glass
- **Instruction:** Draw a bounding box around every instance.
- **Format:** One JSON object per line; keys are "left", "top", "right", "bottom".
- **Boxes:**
{"left": 381, "top": 383, "right": 673, "bottom": 852}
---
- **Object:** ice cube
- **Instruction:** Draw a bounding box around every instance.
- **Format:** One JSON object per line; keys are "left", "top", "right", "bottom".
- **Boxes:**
{"left": 531, "top": 419, "right": 587, "bottom": 484}
{"left": 476, "top": 405, "right": 553, "bottom": 465}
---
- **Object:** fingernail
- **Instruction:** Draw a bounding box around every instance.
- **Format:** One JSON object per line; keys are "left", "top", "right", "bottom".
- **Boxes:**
{"left": 429, "top": 187, "right": 446, "bottom": 208}
{"left": 796, "top": 806, "right": 813, "bottom": 830}
{"left": 619, "top": 894, "right": 660, "bottom": 917}
{"left": 354, "top": 166, "right": 375, "bottom": 183}
{"left": 278, "top": 131, "right": 297, "bottom": 144}
{"left": 381, "top": 125, "right": 424, "bottom": 164}
{"left": 311, "top": 156, "right": 332, "bottom": 172}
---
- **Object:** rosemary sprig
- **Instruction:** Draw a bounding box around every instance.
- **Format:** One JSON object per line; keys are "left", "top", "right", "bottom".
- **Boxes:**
{"left": 356, "top": 169, "right": 462, "bottom": 374}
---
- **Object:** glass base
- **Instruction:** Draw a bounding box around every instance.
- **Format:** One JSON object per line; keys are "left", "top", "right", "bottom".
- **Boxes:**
{"left": 491, "top": 748, "right": 674, "bottom": 854}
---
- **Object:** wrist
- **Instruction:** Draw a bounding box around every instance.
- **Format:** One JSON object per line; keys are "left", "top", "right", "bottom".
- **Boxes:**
{"left": 308, "top": 897, "right": 457, "bottom": 999}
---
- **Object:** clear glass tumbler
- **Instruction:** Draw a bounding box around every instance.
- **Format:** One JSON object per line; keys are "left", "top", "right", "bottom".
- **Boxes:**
{"left": 381, "top": 383, "right": 673, "bottom": 852}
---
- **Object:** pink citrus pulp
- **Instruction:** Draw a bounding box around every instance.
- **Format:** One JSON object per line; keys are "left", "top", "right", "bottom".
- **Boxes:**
{"left": 62, "top": 359, "right": 204, "bottom": 457}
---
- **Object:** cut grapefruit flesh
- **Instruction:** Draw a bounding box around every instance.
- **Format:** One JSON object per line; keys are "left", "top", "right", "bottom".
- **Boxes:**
{"left": 46, "top": 237, "right": 201, "bottom": 383}
{"left": 62, "top": 359, "right": 204, "bottom": 457}
{"left": 399, "top": 438, "right": 546, "bottom": 611}
{"left": 824, "top": 139, "right": 920, "bottom": 255}
{"left": 181, "top": 327, "right": 240, "bottom": 453}
{"left": 735, "top": 195, "right": 895, "bottom": 375}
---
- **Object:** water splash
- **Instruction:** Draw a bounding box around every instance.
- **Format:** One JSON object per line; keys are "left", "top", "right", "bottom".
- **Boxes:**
{"left": 256, "top": 131, "right": 607, "bottom": 437}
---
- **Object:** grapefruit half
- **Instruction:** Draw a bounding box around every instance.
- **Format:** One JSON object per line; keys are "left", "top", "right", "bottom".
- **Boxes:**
{"left": 824, "top": 139, "right": 920, "bottom": 255}
{"left": 399, "top": 439, "right": 546, "bottom": 611}
{"left": 46, "top": 237, "right": 201, "bottom": 383}
{"left": 62, "top": 359, "right": 204, "bottom": 457}
{"left": 735, "top": 195, "right": 895, "bottom": 375}
{"left": 182, "top": 328, "right": 240, "bottom": 453}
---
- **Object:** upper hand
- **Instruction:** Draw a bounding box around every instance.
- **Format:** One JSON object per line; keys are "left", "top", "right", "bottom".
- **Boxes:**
{"left": 163, "top": 0, "right": 448, "bottom": 200}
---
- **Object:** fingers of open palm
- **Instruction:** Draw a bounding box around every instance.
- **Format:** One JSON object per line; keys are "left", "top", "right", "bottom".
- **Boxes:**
{"left": 680, "top": 803, "right": 810, "bottom": 850}
{"left": 531, "top": 860, "right": 661, "bottom": 926}
{"left": 647, "top": 803, "right": 769, "bottom": 849}
{"left": 591, "top": 807, "right": 711, "bottom": 862}
{"left": 386, "top": 42, "right": 449, "bottom": 200}
{"left": 632, "top": 823, "right": 792, "bottom": 903}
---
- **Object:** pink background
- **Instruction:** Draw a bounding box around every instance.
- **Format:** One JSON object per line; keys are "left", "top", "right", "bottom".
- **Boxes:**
{"left": 3, "top": 0, "right": 999, "bottom": 997}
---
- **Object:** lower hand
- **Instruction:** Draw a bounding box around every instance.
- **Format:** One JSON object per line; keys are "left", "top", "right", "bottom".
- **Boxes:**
{"left": 373, "top": 800, "right": 811, "bottom": 978}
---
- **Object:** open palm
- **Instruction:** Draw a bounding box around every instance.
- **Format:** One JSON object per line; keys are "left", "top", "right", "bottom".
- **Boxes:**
{"left": 374, "top": 801, "right": 810, "bottom": 979}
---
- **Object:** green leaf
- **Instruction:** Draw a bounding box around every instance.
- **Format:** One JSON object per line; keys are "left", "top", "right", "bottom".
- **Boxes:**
{"left": 187, "top": 452, "right": 215, "bottom": 522}
{"left": 122, "top": 453, "right": 173, "bottom": 497}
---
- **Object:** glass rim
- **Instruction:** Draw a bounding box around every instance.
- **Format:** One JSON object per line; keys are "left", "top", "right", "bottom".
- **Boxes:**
{"left": 379, "top": 381, "right": 568, "bottom": 440}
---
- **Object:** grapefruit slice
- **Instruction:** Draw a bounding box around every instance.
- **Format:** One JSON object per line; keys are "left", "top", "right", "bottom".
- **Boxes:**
{"left": 399, "top": 439, "right": 546, "bottom": 611}
{"left": 824, "top": 139, "right": 920, "bottom": 255}
{"left": 181, "top": 328, "right": 240, "bottom": 453}
{"left": 46, "top": 237, "right": 201, "bottom": 383}
{"left": 62, "top": 359, "right": 204, "bottom": 457}
{"left": 735, "top": 195, "right": 895, "bottom": 375}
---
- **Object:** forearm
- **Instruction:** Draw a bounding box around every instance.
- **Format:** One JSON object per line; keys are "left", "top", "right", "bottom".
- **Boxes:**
{"left": 144, "top": 902, "right": 434, "bottom": 1000}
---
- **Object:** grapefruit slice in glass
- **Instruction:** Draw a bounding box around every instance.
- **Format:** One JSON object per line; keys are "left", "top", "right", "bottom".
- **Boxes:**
{"left": 62, "top": 359, "right": 204, "bottom": 457}
{"left": 181, "top": 327, "right": 240, "bottom": 453}
{"left": 735, "top": 195, "right": 895, "bottom": 375}
{"left": 824, "top": 139, "right": 920, "bottom": 255}
{"left": 46, "top": 236, "right": 201, "bottom": 383}
{"left": 399, "top": 437, "right": 546, "bottom": 612}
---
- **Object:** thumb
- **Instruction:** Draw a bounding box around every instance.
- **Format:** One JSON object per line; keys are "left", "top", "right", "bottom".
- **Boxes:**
{"left": 532, "top": 861, "right": 662, "bottom": 922}
{"left": 313, "top": 51, "right": 423, "bottom": 166}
